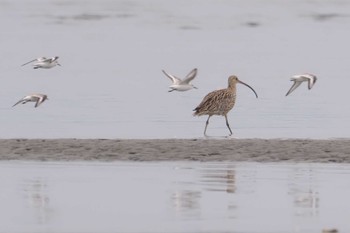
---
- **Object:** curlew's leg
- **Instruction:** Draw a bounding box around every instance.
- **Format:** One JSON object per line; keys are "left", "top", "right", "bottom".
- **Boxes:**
{"left": 204, "top": 115, "right": 211, "bottom": 136}
{"left": 224, "top": 115, "right": 233, "bottom": 136}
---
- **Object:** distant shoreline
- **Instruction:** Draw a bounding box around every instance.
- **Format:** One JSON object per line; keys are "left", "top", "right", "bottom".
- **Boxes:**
{"left": 0, "top": 138, "right": 349, "bottom": 163}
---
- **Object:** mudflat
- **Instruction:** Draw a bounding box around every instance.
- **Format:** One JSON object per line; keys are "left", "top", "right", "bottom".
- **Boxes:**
{"left": 0, "top": 138, "right": 349, "bottom": 163}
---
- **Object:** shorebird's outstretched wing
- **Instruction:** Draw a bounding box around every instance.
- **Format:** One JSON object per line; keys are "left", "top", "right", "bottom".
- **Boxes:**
{"left": 285, "top": 81, "right": 302, "bottom": 96}
{"left": 34, "top": 96, "right": 44, "bottom": 108}
{"left": 50, "top": 56, "right": 59, "bottom": 62}
{"left": 306, "top": 75, "right": 317, "bottom": 89}
{"left": 22, "top": 57, "right": 48, "bottom": 66}
{"left": 162, "top": 70, "right": 181, "bottom": 84}
{"left": 35, "top": 98, "right": 42, "bottom": 108}
{"left": 21, "top": 59, "right": 37, "bottom": 67}
{"left": 182, "top": 68, "right": 197, "bottom": 84}
{"left": 12, "top": 97, "right": 25, "bottom": 107}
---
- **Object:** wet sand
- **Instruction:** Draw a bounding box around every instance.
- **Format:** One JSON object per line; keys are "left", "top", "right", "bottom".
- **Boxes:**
{"left": 0, "top": 138, "right": 349, "bottom": 163}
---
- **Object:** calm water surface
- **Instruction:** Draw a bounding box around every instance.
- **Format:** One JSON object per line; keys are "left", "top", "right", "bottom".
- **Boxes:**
{"left": 0, "top": 161, "right": 349, "bottom": 233}
{"left": 0, "top": 0, "right": 350, "bottom": 139}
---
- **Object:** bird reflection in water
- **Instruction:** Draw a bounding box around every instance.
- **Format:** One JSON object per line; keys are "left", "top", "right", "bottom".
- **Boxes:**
{"left": 22, "top": 178, "right": 52, "bottom": 224}
{"left": 288, "top": 167, "right": 320, "bottom": 217}
{"left": 172, "top": 190, "right": 201, "bottom": 214}
{"left": 201, "top": 167, "right": 236, "bottom": 193}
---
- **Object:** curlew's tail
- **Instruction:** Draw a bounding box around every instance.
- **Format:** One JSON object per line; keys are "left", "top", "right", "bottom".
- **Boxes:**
{"left": 193, "top": 107, "right": 203, "bottom": 116}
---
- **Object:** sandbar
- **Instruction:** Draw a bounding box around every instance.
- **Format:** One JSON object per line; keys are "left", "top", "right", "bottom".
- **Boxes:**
{"left": 0, "top": 138, "right": 349, "bottom": 163}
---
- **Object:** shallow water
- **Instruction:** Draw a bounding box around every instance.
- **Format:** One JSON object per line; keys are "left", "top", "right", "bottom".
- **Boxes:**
{"left": 1, "top": 0, "right": 350, "bottom": 139}
{"left": 0, "top": 161, "right": 349, "bottom": 233}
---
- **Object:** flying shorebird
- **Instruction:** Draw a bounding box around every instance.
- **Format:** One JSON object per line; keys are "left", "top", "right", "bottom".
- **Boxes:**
{"left": 285, "top": 73, "right": 317, "bottom": 96}
{"left": 12, "top": 94, "right": 48, "bottom": 108}
{"left": 162, "top": 68, "right": 198, "bottom": 92}
{"left": 193, "top": 75, "right": 258, "bottom": 136}
{"left": 21, "top": 56, "right": 61, "bottom": 69}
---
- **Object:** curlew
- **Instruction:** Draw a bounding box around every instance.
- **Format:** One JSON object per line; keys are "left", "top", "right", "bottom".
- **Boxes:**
{"left": 193, "top": 75, "right": 258, "bottom": 136}
{"left": 21, "top": 56, "right": 61, "bottom": 69}
{"left": 162, "top": 68, "right": 198, "bottom": 92}
{"left": 12, "top": 94, "right": 49, "bottom": 108}
{"left": 285, "top": 73, "right": 317, "bottom": 96}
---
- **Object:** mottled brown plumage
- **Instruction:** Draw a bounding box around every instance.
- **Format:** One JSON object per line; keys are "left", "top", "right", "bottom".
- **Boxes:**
{"left": 193, "top": 75, "right": 258, "bottom": 136}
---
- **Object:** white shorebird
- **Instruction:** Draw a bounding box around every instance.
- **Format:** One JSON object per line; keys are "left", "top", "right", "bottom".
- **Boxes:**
{"left": 162, "top": 68, "right": 198, "bottom": 92}
{"left": 285, "top": 73, "right": 317, "bottom": 96}
{"left": 21, "top": 56, "right": 61, "bottom": 69}
{"left": 12, "top": 94, "right": 48, "bottom": 108}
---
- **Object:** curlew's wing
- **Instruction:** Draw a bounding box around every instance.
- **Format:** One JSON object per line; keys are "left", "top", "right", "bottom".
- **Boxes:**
{"left": 193, "top": 89, "right": 223, "bottom": 115}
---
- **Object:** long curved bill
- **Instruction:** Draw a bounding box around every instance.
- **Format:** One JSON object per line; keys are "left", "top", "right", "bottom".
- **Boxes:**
{"left": 238, "top": 80, "right": 258, "bottom": 98}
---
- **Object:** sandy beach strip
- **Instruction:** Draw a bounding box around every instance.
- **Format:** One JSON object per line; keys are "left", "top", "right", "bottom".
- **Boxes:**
{"left": 0, "top": 138, "right": 349, "bottom": 163}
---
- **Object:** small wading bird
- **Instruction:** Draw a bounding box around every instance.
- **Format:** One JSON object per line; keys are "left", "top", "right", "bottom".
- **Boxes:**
{"left": 285, "top": 73, "right": 317, "bottom": 96}
{"left": 162, "top": 68, "right": 197, "bottom": 92}
{"left": 193, "top": 75, "right": 258, "bottom": 136}
{"left": 12, "top": 94, "right": 48, "bottom": 108}
{"left": 21, "top": 56, "right": 61, "bottom": 69}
